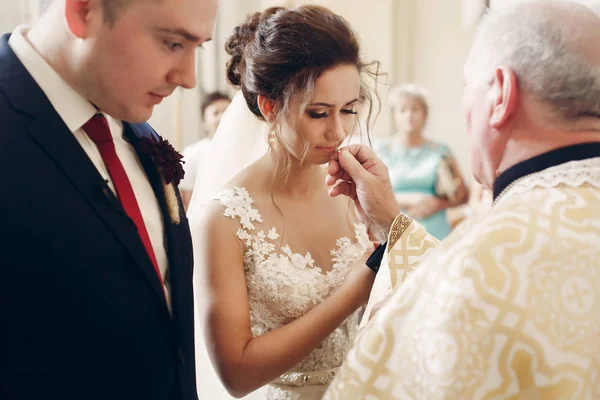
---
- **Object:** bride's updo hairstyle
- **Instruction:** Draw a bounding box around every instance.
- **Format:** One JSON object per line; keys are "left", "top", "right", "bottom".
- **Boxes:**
{"left": 225, "top": 5, "right": 380, "bottom": 181}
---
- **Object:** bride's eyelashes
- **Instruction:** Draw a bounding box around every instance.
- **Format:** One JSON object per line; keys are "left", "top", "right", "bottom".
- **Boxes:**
{"left": 307, "top": 109, "right": 358, "bottom": 119}
{"left": 308, "top": 111, "right": 327, "bottom": 119}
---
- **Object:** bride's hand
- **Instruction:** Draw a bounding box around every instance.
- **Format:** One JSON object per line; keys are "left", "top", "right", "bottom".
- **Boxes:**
{"left": 340, "top": 242, "right": 378, "bottom": 307}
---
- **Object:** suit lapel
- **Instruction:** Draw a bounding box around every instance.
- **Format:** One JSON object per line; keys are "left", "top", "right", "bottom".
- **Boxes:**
{"left": 0, "top": 36, "right": 169, "bottom": 311}
{"left": 124, "top": 123, "right": 189, "bottom": 319}
{"left": 123, "top": 123, "right": 181, "bottom": 260}
{"left": 123, "top": 124, "right": 170, "bottom": 226}
{"left": 28, "top": 116, "right": 169, "bottom": 311}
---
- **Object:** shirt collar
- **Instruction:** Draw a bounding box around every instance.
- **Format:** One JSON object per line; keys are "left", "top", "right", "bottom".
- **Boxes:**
{"left": 8, "top": 25, "right": 97, "bottom": 133}
{"left": 493, "top": 142, "right": 600, "bottom": 200}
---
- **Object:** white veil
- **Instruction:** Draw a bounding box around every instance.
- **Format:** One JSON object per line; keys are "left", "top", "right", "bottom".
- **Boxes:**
{"left": 188, "top": 91, "right": 269, "bottom": 214}
{"left": 188, "top": 91, "right": 269, "bottom": 399}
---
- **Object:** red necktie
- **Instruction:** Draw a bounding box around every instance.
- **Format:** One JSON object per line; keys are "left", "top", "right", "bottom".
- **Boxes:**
{"left": 83, "top": 114, "right": 164, "bottom": 294}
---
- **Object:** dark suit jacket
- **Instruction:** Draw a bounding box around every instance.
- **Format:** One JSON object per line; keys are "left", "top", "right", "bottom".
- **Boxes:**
{"left": 0, "top": 34, "right": 197, "bottom": 400}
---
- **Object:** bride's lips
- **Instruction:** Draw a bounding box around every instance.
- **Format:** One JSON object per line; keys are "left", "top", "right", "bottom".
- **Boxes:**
{"left": 316, "top": 146, "right": 338, "bottom": 153}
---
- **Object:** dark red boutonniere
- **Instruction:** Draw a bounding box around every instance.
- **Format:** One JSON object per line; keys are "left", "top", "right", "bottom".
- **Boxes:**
{"left": 137, "top": 136, "right": 185, "bottom": 185}
{"left": 137, "top": 136, "right": 185, "bottom": 224}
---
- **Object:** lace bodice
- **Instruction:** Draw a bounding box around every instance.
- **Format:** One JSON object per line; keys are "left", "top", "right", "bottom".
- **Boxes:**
{"left": 216, "top": 187, "right": 371, "bottom": 376}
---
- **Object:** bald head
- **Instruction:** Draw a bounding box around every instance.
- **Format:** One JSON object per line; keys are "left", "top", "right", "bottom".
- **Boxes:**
{"left": 467, "top": 0, "right": 600, "bottom": 121}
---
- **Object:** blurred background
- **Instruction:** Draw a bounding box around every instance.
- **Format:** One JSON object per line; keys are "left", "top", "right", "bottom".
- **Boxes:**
{"left": 0, "top": 0, "right": 504, "bottom": 174}
{"left": 4, "top": 0, "right": 521, "bottom": 230}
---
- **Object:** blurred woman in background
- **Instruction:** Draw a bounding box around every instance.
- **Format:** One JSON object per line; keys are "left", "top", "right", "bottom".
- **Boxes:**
{"left": 376, "top": 84, "right": 468, "bottom": 239}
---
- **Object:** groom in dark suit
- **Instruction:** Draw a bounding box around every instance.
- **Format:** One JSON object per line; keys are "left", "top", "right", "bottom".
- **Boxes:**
{"left": 0, "top": 1, "right": 218, "bottom": 399}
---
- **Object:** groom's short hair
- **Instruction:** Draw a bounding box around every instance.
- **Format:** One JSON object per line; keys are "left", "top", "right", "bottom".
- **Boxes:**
{"left": 101, "top": 0, "right": 136, "bottom": 24}
{"left": 52, "top": 0, "right": 158, "bottom": 25}
{"left": 101, "top": 0, "right": 165, "bottom": 25}
{"left": 47, "top": 0, "right": 144, "bottom": 25}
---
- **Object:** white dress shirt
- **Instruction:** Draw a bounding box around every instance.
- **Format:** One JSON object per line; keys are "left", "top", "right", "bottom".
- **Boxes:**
{"left": 9, "top": 26, "right": 171, "bottom": 310}
{"left": 179, "top": 138, "right": 211, "bottom": 191}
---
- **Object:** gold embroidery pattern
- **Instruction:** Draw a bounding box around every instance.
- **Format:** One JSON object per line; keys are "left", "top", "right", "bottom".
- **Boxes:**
{"left": 527, "top": 241, "right": 600, "bottom": 356}
{"left": 387, "top": 221, "right": 439, "bottom": 288}
{"left": 324, "top": 183, "right": 600, "bottom": 399}
{"left": 388, "top": 213, "right": 413, "bottom": 250}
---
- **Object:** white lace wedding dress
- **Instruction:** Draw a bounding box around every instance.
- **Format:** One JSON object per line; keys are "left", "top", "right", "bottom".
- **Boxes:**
{"left": 195, "top": 187, "right": 371, "bottom": 400}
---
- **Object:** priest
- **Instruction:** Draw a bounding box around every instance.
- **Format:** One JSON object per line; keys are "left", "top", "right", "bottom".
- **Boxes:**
{"left": 324, "top": 0, "right": 600, "bottom": 398}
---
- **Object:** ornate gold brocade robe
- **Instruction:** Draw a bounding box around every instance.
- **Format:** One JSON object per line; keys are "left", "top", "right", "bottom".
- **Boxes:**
{"left": 324, "top": 157, "right": 600, "bottom": 399}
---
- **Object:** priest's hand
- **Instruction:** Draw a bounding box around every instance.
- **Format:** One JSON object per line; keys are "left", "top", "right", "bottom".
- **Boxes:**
{"left": 327, "top": 145, "right": 400, "bottom": 241}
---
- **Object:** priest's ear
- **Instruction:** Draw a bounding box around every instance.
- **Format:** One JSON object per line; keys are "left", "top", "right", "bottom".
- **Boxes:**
{"left": 489, "top": 66, "right": 518, "bottom": 128}
{"left": 257, "top": 95, "right": 277, "bottom": 123}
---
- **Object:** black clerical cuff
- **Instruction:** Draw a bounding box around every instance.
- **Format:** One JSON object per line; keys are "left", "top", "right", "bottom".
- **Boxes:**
{"left": 366, "top": 242, "right": 387, "bottom": 274}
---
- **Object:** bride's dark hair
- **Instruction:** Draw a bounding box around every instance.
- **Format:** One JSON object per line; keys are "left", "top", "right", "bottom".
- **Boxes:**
{"left": 225, "top": 5, "right": 381, "bottom": 182}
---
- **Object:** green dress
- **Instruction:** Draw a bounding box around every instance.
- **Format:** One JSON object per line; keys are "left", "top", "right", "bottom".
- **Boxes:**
{"left": 376, "top": 139, "right": 452, "bottom": 239}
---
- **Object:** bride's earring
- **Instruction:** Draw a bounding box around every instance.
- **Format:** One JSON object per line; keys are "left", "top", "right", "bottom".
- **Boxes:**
{"left": 269, "top": 132, "right": 276, "bottom": 150}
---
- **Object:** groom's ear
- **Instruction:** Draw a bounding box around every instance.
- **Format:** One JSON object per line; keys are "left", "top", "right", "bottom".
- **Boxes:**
{"left": 65, "top": 0, "right": 101, "bottom": 39}
{"left": 257, "top": 95, "right": 277, "bottom": 122}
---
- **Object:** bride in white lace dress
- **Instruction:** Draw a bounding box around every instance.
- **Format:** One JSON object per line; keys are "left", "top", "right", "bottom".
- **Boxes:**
{"left": 188, "top": 5, "right": 382, "bottom": 399}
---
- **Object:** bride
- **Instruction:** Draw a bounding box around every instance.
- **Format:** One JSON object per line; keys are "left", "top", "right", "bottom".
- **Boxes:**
{"left": 188, "top": 5, "right": 381, "bottom": 399}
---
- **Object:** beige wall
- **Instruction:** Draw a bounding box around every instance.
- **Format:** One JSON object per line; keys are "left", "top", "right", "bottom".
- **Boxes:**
{"left": 0, "top": 2, "right": 21, "bottom": 34}
{"left": 409, "top": 0, "right": 475, "bottom": 176}
{"left": 0, "top": 1, "right": 195, "bottom": 149}
{"left": 148, "top": 72, "right": 202, "bottom": 150}
{"left": 302, "top": 0, "right": 396, "bottom": 134}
